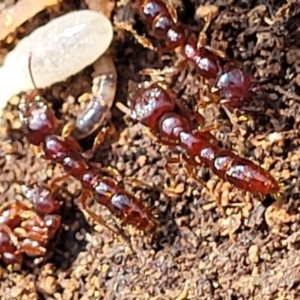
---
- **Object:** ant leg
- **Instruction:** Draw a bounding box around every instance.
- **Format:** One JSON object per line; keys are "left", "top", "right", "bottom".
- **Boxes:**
{"left": 61, "top": 120, "right": 76, "bottom": 138}
{"left": 166, "top": 0, "right": 178, "bottom": 23}
{"left": 96, "top": 166, "right": 122, "bottom": 180}
{"left": 181, "top": 154, "right": 210, "bottom": 190}
{"left": 221, "top": 104, "right": 248, "bottom": 127}
{"left": 80, "top": 189, "right": 133, "bottom": 250}
{"left": 166, "top": 155, "right": 225, "bottom": 213}
{"left": 98, "top": 166, "right": 177, "bottom": 197}
{"left": 197, "top": 6, "right": 219, "bottom": 47}
{"left": 194, "top": 105, "right": 206, "bottom": 127}
{"left": 80, "top": 189, "right": 122, "bottom": 236}
{"left": 123, "top": 177, "right": 178, "bottom": 197}
{"left": 197, "top": 78, "right": 220, "bottom": 112}
{"left": 165, "top": 156, "right": 181, "bottom": 177}
{"left": 194, "top": 102, "right": 231, "bottom": 133}
{"left": 270, "top": 181, "right": 284, "bottom": 210}
{"left": 182, "top": 155, "right": 225, "bottom": 214}
{"left": 48, "top": 173, "right": 77, "bottom": 201}
{"left": 203, "top": 45, "right": 228, "bottom": 60}
{"left": 140, "top": 67, "right": 181, "bottom": 84}
{"left": 19, "top": 241, "right": 47, "bottom": 257}
{"left": 115, "top": 101, "right": 135, "bottom": 127}
{"left": 274, "top": 85, "right": 300, "bottom": 101}
{"left": 143, "top": 127, "right": 161, "bottom": 143}
{"left": 143, "top": 57, "right": 189, "bottom": 84}
{"left": 165, "top": 155, "right": 190, "bottom": 194}
{"left": 165, "top": 154, "right": 211, "bottom": 194}
{"left": 32, "top": 145, "right": 44, "bottom": 159}
{"left": 198, "top": 87, "right": 220, "bottom": 108}
{"left": 49, "top": 174, "right": 71, "bottom": 192}
{"left": 198, "top": 12, "right": 212, "bottom": 47}
{"left": 198, "top": 120, "right": 231, "bottom": 133}
{"left": 139, "top": 58, "right": 189, "bottom": 85}
{"left": 91, "top": 121, "right": 118, "bottom": 153}
{"left": 114, "top": 22, "right": 155, "bottom": 51}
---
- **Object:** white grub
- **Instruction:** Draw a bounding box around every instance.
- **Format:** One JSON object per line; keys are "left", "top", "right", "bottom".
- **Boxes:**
{"left": 0, "top": 10, "right": 113, "bottom": 117}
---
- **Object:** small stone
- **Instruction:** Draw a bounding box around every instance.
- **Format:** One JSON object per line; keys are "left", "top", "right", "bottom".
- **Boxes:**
{"left": 137, "top": 155, "right": 147, "bottom": 167}
{"left": 286, "top": 48, "right": 300, "bottom": 64}
{"left": 8, "top": 95, "right": 20, "bottom": 105}
{"left": 41, "top": 276, "right": 57, "bottom": 294}
{"left": 268, "top": 132, "right": 283, "bottom": 144}
{"left": 281, "top": 169, "right": 291, "bottom": 180}
{"left": 195, "top": 5, "right": 219, "bottom": 22}
{"left": 295, "top": 74, "right": 300, "bottom": 86}
{"left": 248, "top": 245, "right": 260, "bottom": 263}
{"left": 174, "top": 182, "right": 185, "bottom": 194}
{"left": 11, "top": 286, "right": 24, "bottom": 298}
{"left": 101, "top": 264, "right": 110, "bottom": 274}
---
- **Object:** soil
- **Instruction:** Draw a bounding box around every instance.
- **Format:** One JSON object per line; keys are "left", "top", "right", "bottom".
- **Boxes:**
{"left": 1, "top": 0, "right": 300, "bottom": 299}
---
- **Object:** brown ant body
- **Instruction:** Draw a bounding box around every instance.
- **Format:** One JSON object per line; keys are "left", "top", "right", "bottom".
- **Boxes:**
{"left": 122, "top": 0, "right": 258, "bottom": 112}
{"left": 117, "top": 1, "right": 280, "bottom": 200}
{"left": 18, "top": 56, "right": 157, "bottom": 234}
{"left": 135, "top": 0, "right": 186, "bottom": 53}
{"left": 0, "top": 183, "right": 61, "bottom": 266}
{"left": 128, "top": 82, "right": 279, "bottom": 196}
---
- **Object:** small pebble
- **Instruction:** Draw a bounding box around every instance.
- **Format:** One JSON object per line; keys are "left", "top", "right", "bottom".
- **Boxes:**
{"left": 174, "top": 182, "right": 185, "bottom": 194}
{"left": 268, "top": 132, "right": 283, "bottom": 144}
{"left": 101, "top": 263, "right": 110, "bottom": 274}
{"left": 137, "top": 155, "right": 147, "bottom": 167}
{"left": 248, "top": 245, "right": 260, "bottom": 264}
{"left": 295, "top": 74, "right": 300, "bottom": 86}
{"left": 40, "top": 275, "right": 57, "bottom": 294}
{"left": 11, "top": 286, "right": 24, "bottom": 298}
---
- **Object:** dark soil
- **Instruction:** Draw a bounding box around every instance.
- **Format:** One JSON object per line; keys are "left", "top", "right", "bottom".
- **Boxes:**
{"left": 1, "top": 0, "right": 300, "bottom": 299}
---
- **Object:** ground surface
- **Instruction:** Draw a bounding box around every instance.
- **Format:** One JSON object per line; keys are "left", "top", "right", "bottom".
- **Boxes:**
{"left": 1, "top": 0, "right": 300, "bottom": 299}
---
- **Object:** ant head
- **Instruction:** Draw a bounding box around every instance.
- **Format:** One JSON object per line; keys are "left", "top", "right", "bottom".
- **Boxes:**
{"left": 18, "top": 53, "right": 58, "bottom": 145}
{"left": 22, "top": 183, "right": 60, "bottom": 215}
{"left": 127, "top": 81, "right": 175, "bottom": 129}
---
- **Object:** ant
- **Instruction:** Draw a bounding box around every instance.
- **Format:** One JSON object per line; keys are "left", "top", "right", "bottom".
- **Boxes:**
{"left": 18, "top": 54, "right": 158, "bottom": 236}
{"left": 117, "top": 0, "right": 264, "bottom": 121}
{"left": 0, "top": 183, "right": 61, "bottom": 266}
{"left": 122, "top": 81, "right": 281, "bottom": 206}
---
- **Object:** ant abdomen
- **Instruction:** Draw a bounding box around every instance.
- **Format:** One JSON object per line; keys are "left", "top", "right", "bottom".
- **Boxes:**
{"left": 212, "top": 151, "right": 279, "bottom": 195}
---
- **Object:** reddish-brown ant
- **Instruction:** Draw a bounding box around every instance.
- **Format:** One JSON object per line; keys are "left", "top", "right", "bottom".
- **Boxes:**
{"left": 0, "top": 183, "right": 61, "bottom": 266}
{"left": 18, "top": 54, "right": 157, "bottom": 234}
{"left": 118, "top": 0, "right": 262, "bottom": 117}
{"left": 124, "top": 81, "right": 280, "bottom": 200}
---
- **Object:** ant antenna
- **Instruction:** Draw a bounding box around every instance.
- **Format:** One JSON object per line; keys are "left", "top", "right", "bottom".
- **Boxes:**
{"left": 28, "top": 52, "right": 38, "bottom": 91}
{"left": 22, "top": 52, "right": 40, "bottom": 103}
